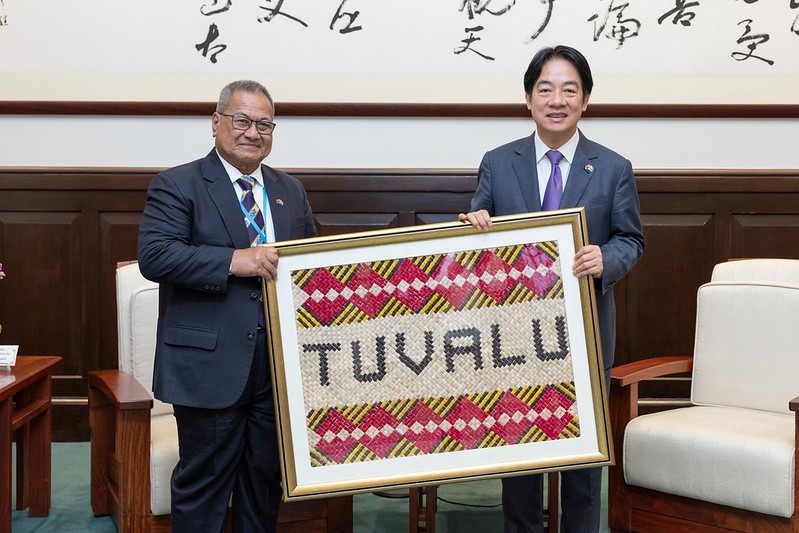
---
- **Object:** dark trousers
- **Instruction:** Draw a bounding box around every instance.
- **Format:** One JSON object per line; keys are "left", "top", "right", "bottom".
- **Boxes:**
{"left": 170, "top": 329, "right": 281, "bottom": 533}
{"left": 502, "top": 364, "right": 612, "bottom": 533}
{"left": 502, "top": 467, "right": 603, "bottom": 533}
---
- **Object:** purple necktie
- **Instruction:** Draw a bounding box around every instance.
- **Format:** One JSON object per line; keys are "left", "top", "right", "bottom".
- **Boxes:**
{"left": 237, "top": 176, "right": 266, "bottom": 247}
{"left": 541, "top": 150, "right": 564, "bottom": 211}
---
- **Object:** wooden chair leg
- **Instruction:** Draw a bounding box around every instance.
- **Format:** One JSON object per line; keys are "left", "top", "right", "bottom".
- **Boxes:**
{"left": 544, "top": 472, "right": 559, "bottom": 533}
{"left": 408, "top": 474, "right": 557, "bottom": 533}
{"left": 409, "top": 486, "right": 437, "bottom": 533}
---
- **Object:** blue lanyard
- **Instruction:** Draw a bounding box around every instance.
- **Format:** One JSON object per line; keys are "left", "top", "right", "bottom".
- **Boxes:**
{"left": 238, "top": 184, "right": 269, "bottom": 245}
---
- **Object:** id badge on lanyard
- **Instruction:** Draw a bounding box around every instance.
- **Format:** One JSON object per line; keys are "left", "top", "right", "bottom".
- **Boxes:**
{"left": 239, "top": 186, "right": 268, "bottom": 245}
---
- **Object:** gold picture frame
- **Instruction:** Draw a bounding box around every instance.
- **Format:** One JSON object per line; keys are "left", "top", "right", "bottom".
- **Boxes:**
{"left": 263, "top": 208, "right": 612, "bottom": 501}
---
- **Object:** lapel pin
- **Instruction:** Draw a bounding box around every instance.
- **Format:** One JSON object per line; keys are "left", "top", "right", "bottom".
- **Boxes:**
{"left": 275, "top": 198, "right": 284, "bottom": 206}
{"left": 584, "top": 164, "right": 594, "bottom": 173}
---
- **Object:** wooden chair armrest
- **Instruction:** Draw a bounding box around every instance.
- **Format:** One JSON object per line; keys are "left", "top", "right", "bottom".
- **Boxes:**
{"left": 608, "top": 356, "right": 694, "bottom": 527}
{"left": 789, "top": 395, "right": 799, "bottom": 412}
{"left": 611, "top": 356, "right": 693, "bottom": 388}
{"left": 88, "top": 369, "right": 153, "bottom": 411}
{"left": 88, "top": 369, "right": 153, "bottom": 518}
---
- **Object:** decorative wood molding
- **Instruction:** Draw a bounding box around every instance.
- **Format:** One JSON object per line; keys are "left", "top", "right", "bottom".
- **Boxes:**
{"left": 1, "top": 102, "right": 799, "bottom": 119}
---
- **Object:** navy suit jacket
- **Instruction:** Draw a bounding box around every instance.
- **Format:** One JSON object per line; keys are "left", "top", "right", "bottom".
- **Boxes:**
{"left": 138, "top": 149, "right": 317, "bottom": 409}
{"left": 470, "top": 131, "right": 644, "bottom": 369}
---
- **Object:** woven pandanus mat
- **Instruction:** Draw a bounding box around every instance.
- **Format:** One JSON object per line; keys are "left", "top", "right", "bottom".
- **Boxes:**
{"left": 290, "top": 241, "right": 580, "bottom": 467}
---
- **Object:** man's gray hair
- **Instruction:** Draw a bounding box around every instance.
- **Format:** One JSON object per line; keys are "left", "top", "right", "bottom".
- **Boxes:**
{"left": 216, "top": 80, "right": 273, "bottom": 113}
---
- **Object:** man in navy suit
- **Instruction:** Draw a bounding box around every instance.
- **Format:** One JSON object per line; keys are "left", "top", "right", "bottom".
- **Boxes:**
{"left": 138, "top": 80, "right": 316, "bottom": 533}
{"left": 460, "top": 45, "right": 645, "bottom": 533}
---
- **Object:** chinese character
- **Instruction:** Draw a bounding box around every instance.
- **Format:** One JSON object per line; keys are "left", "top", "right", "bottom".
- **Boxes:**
{"left": 657, "top": 0, "right": 699, "bottom": 27}
{"left": 200, "top": 0, "right": 232, "bottom": 16}
{"left": 195, "top": 23, "right": 227, "bottom": 63}
{"left": 528, "top": 0, "right": 557, "bottom": 41}
{"left": 454, "top": 26, "right": 495, "bottom": 60}
{"left": 459, "top": 0, "right": 516, "bottom": 20}
{"left": 330, "top": 0, "right": 362, "bottom": 34}
{"left": 588, "top": 0, "right": 641, "bottom": 49}
{"left": 791, "top": 0, "right": 799, "bottom": 35}
{"left": 731, "top": 19, "right": 774, "bottom": 65}
{"left": 257, "top": 0, "right": 308, "bottom": 27}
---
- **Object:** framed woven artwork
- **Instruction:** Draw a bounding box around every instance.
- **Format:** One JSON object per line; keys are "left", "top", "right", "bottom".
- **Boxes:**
{"left": 263, "top": 208, "right": 611, "bottom": 501}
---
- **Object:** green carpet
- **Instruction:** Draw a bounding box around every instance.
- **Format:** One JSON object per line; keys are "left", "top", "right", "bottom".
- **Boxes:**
{"left": 12, "top": 443, "right": 115, "bottom": 533}
{"left": 12, "top": 443, "right": 608, "bottom": 532}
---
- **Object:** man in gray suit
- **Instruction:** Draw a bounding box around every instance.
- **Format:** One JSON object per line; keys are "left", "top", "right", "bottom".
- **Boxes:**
{"left": 460, "top": 45, "right": 645, "bottom": 533}
{"left": 138, "top": 80, "right": 316, "bottom": 532}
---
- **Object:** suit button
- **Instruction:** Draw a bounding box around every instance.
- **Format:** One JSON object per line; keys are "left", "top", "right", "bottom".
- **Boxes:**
{"left": 250, "top": 292, "right": 259, "bottom": 300}
{"left": 248, "top": 331, "right": 256, "bottom": 340}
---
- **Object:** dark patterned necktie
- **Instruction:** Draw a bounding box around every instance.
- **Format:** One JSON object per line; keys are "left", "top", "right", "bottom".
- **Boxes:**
{"left": 237, "top": 176, "right": 266, "bottom": 246}
{"left": 541, "top": 150, "right": 564, "bottom": 211}
{"left": 238, "top": 175, "right": 267, "bottom": 326}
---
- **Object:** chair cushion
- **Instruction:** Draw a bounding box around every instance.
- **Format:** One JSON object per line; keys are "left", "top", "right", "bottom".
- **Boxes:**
{"left": 691, "top": 281, "right": 799, "bottom": 415}
{"left": 624, "top": 405, "right": 795, "bottom": 517}
{"left": 150, "top": 413, "right": 179, "bottom": 516}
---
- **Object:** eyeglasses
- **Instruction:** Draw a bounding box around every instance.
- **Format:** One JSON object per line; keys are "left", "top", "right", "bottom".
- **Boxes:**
{"left": 218, "top": 113, "right": 276, "bottom": 135}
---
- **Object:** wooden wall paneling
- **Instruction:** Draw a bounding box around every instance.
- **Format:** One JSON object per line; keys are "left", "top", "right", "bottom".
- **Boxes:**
{"left": 2, "top": 167, "right": 799, "bottom": 439}
{"left": 619, "top": 213, "right": 717, "bottom": 367}
{"left": 0, "top": 210, "right": 83, "bottom": 378}
{"left": 306, "top": 190, "right": 473, "bottom": 216}
{"left": 0, "top": 169, "right": 156, "bottom": 440}
{"left": 300, "top": 170, "right": 474, "bottom": 236}
{"left": 313, "top": 213, "right": 399, "bottom": 236}
{"left": 415, "top": 213, "right": 462, "bottom": 225}
{"left": 617, "top": 212, "right": 716, "bottom": 401}
{"left": 731, "top": 214, "right": 799, "bottom": 260}
{"left": 0, "top": 209, "right": 87, "bottom": 440}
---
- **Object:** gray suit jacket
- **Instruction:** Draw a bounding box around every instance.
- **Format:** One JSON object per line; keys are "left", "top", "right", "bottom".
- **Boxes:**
{"left": 470, "top": 131, "right": 644, "bottom": 369}
{"left": 137, "top": 149, "right": 316, "bottom": 408}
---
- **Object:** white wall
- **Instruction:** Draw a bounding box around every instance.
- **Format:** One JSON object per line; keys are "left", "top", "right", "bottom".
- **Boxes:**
{"left": 1, "top": 115, "right": 796, "bottom": 170}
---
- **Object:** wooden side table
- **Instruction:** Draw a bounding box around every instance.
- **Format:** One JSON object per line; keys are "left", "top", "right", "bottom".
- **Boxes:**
{"left": 0, "top": 355, "right": 62, "bottom": 532}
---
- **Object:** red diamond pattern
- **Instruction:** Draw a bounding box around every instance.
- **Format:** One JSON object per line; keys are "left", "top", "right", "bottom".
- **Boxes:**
{"left": 488, "top": 391, "right": 537, "bottom": 444}
{"left": 346, "top": 264, "right": 390, "bottom": 317}
{"left": 309, "top": 384, "right": 577, "bottom": 466}
{"left": 399, "top": 402, "right": 447, "bottom": 453}
{"left": 388, "top": 260, "right": 435, "bottom": 312}
{"left": 292, "top": 242, "right": 562, "bottom": 327}
{"left": 473, "top": 250, "right": 514, "bottom": 303}
{"left": 444, "top": 397, "right": 490, "bottom": 449}
{"left": 298, "top": 268, "right": 347, "bottom": 325}
{"left": 531, "top": 386, "right": 575, "bottom": 440}
{"left": 431, "top": 255, "right": 474, "bottom": 309}
{"left": 513, "top": 245, "right": 560, "bottom": 297}
{"left": 354, "top": 405, "right": 401, "bottom": 458}
{"left": 314, "top": 409, "right": 358, "bottom": 464}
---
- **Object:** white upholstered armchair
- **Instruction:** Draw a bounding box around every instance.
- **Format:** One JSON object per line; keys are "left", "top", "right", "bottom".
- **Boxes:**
{"left": 89, "top": 261, "right": 352, "bottom": 532}
{"left": 609, "top": 258, "right": 799, "bottom": 533}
